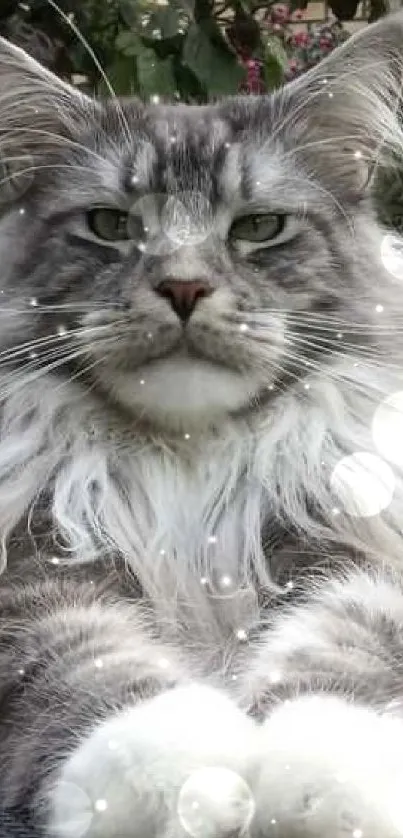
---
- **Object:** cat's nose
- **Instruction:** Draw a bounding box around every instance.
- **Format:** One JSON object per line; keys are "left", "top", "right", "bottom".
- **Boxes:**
{"left": 156, "top": 279, "right": 213, "bottom": 322}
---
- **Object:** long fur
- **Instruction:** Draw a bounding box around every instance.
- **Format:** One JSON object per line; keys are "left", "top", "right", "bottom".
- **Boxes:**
{"left": 2, "top": 12, "right": 403, "bottom": 838}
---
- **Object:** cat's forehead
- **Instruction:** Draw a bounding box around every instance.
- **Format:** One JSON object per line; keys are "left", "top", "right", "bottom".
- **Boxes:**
{"left": 93, "top": 98, "right": 284, "bottom": 206}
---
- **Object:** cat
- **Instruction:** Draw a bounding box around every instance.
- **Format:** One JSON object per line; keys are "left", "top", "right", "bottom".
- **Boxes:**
{"left": 1, "top": 10, "right": 403, "bottom": 837}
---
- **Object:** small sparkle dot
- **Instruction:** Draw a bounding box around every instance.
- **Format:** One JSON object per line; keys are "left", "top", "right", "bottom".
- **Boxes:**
{"left": 236, "top": 628, "right": 248, "bottom": 642}
{"left": 89, "top": 580, "right": 94, "bottom": 585}
{"left": 231, "top": 674, "right": 238, "bottom": 680}
{"left": 18, "top": 668, "right": 25, "bottom": 676}
{"left": 375, "top": 304, "right": 384, "bottom": 313}
{"left": 224, "top": 141, "right": 231, "bottom": 149}
{"left": 147, "top": 332, "right": 153, "bottom": 340}
{"left": 286, "top": 579, "right": 294, "bottom": 590}
{"left": 29, "top": 297, "right": 38, "bottom": 307}
{"left": 200, "top": 576, "right": 208, "bottom": 586}
{"left": 322, "top": 78, "right": 328, "bottom": 84}
{"left": 140, "top": 379, "right": 145, "bottom": 385}
{"left": 269, "top": 670, "right": 282, "bottom": 684}
{"left": 159, "top": 549, "right": 166, "bottom": 556}
{"left": 50, "top": 557, "right": 60, "bottom": 565}
{"left": 158, "top": 658, "right": 170, "bottom": 669}
{"left": 207, "top": 535, "right": 217, "bottom": 544}
{"left": 353, "top": 150, "right": 362, "bottom": 159}
{"left": 271, "top": 819, "right": 277, "bottom": 825}
{"left": 336, "top": 331, "right": 343, "bottom": 338}
{"left": 332, "top": 507, "right": 341, "bottom": 516}
{"left": 239, "top": 323, "right": 249, "bottom": 333}
{"left": 29, "top": 350, "right": 38, "bottom": 360}
{"left": 138, "top": 242, "right": 146, "bottom": 252}
{"left": 328, "top": 91, "right": 334, "bottom": 98}
{"left": 184, "top": 433, "right": 190, "bottom": 440}
{"left": 150, "top": 95, "right": 160, "bottom": 104}
{"left": 94, "top": 658, "right": 104, "bottom": 669}
{"left": 130, "top": 174, "right": 139, "bottom": 186}
{"left": 268, "top": 384, "right": 275, "bottom": 391}
{"left": 57, "top": 325, "right": 68, "bottom": 336}
{"left": 255, "top": 180, "right": 261, "bottom": 186}
{"left": 220, "top": 575, "right": 232, "bottom": 588}
{"left": 169, "top": 134, "right": 177, "bottom": 144}
{"left": 304, "top": 383, "right": 310, "bottom": 390}
{"left": 94, "top": 799, "right": 108, "bottom": 813}
{"left": 19, "top": 207, "right": 26, "bottom": 215}
{"left": 108, "top": 739, "right": 119, "bottom": 751}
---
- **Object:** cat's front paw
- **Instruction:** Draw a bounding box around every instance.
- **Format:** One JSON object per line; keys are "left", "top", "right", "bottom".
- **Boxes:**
{"left": 252, "top": 695, "right": 403, "bottom": 838}
{"left": 47, "top": 685, "right": 258, "bottom": 838}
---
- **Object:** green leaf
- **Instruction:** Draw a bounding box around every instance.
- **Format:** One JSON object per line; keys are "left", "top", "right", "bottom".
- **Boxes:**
{"left": 263, "top": 36, "right": 288, "bottom": 90}
{"left": 137, "top": 49, "right": 177, "bottom": 96}
{"left": 101, "top": 54, "right": 138, "bottom": 96}
{"left": 183, "top": 23, "right": 245, "bottom": 95}
{"left": 115, "top": 30, "right": 142, "bottom": 56}
{"left": 146, "top": 7, "right": 182, "bottom": 40}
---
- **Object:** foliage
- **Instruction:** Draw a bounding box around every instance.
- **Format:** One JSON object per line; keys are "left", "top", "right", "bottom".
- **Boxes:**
{"left": 0, "top": 0, "right": 357, "bottom": 99}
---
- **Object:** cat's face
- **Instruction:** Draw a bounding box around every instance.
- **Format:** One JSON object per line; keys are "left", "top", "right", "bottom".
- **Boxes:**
{"left": 0, "top": 21, "right": 400, "bottom": 430}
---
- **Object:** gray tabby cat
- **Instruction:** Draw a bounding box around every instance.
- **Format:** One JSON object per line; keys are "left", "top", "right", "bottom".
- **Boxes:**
{"left": 1, "top": 10, "right": 403, "bottom": 837}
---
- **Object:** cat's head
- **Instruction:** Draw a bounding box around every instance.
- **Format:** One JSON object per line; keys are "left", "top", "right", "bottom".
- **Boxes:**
{"left": 0, "top": 16, "right": 402, "bottom": 433}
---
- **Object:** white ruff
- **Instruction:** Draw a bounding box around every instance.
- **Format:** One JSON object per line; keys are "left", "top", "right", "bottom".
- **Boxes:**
{"left": 1, "top": 360, "right": 403, "bottom": 645}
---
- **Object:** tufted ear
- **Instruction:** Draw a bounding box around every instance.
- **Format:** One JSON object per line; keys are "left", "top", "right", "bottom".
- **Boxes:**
{"left": 278, "top": 11, "right": 403, "bottom": 197}
{"left": 0, "top": 36, "right": 99, "bottom": 202}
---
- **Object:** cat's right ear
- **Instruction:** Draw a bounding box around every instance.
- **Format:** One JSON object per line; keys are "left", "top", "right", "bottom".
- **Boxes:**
{"left": 0, "top": 37, "right": 100, "bottom": 199}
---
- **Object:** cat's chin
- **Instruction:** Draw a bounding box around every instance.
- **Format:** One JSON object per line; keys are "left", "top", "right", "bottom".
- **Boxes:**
{"left": 104, "top": 356, "right": 266, "bottom": 428}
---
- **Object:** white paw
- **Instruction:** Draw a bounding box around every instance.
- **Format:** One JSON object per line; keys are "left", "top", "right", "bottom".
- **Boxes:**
{"left": 48, "top": 685, "right": 259, "bottom": 838}
{"left": 252, "top": 695, "right": 403, "bottom": 838}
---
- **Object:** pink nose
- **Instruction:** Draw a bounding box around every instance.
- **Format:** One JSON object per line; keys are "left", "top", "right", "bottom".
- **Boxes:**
{"left": 156, "top": 279, "right": 213, "bottom": 322}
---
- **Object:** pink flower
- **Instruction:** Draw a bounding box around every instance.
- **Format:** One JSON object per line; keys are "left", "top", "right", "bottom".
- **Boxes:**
{"left": 292, "top": 31, "right": 310, "bottom": 47}
{"left": 271, "top": 4, "right": 290, "bottom": 22}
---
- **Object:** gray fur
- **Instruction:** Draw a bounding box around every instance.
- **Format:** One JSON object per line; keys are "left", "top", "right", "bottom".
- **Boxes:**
{"left": 1, "top": 13, "right": 403, "bottom": 837}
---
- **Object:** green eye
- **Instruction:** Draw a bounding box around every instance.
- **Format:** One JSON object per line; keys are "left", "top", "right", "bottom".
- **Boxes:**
{"left": 87, "top": 208, "right": 144, "bottom": 243}
{"left": 230, "top": 213, "right": 285, "bottom": 243}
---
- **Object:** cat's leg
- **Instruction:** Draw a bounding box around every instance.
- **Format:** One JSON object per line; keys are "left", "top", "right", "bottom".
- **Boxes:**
{"left": 0, "top": 579, "right": 258, "bottom": 838}
{"left": 239, "top": 570, "right": 403, "bottom": 838}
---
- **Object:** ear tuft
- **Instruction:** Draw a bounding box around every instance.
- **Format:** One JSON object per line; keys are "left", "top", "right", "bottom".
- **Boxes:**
{"left": 0, "top": 37, "right": 98, "bottom": 204}
{"left": 277, "top": 11, "right": 403, "bottom": 196}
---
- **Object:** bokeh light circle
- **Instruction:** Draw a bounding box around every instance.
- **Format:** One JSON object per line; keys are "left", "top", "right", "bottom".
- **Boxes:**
{"left": 380, "top": 234, "right": 403, "bottom": 281}
{"left": 330, "top": 452, "right": 395, "bottom": 517}
{"left": 51, "top": 782, "right": 93, "bottom": 838}
{"left": 177, "top": 767, "right": 255, "bottom": 838}
{"left": 161, "top": 192, "right": 214, "bottom": 248}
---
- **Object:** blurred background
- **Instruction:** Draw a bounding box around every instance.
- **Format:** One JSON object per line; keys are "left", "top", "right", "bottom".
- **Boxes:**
{"left": 1, "top": 0, "right": 402, "bottom": 227}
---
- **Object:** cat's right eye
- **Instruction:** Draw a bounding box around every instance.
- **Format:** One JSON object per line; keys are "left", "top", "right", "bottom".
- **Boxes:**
{"left": 87, "top": 208, "right": 144, "bottom": 243}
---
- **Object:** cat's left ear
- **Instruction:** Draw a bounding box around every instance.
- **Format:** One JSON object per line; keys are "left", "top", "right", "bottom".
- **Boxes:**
{"left": 0, "top": 37, "right": 100, "bottom": 199}
{"left": 278, "top": 11, "right": 403, "bottom": 195}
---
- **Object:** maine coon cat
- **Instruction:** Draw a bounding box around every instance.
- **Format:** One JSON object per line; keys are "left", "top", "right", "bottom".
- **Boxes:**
{"left": 2, "top": 10, "right": 403, "bottom": 837}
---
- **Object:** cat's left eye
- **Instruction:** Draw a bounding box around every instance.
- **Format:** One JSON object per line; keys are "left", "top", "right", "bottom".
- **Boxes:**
{"left": 87, "top": 208, "right": 145, "bottom": 243}
{"left": 229, "top": 214, "right": 285, "bottom": 243}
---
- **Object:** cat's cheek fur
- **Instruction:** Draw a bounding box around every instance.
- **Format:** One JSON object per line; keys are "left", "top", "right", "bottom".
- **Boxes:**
{"left": 254, "top": 696, "right": 403, "bottom": 838}
{"left": 47, "top": 685, "right": 258, "bottom": 838}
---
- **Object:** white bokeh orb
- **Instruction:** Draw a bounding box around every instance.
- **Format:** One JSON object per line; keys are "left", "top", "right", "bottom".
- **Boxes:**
{"left": 162, "top": 192, "right": 213, "bottom": 248}
{"left": 51, "top": 782, "right": 93, "bottom": 838}
{"left": 330, "top": 452, "right": 395, "bottom": 517}
{"left": 177, "top": 767, "right": 255, "bottom": 838}
{"left": 372, "top": 391, "right": 403, "bottom": 468}
{"left": 380, "top": 234, "right": 403, "bottom": 281}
